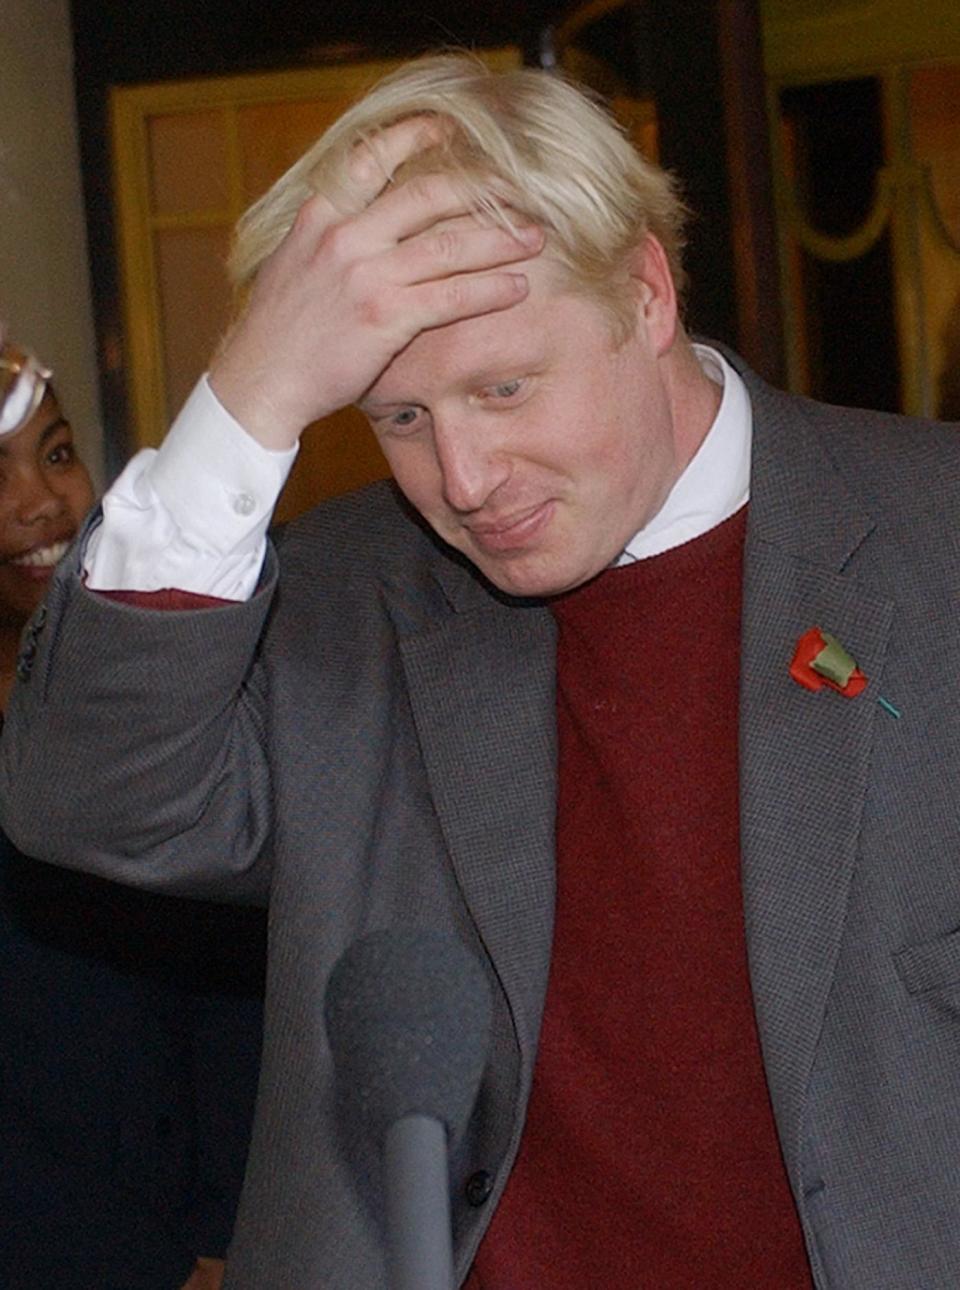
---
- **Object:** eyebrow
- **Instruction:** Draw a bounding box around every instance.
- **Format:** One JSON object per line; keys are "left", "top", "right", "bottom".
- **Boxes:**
{"left": 39, "top": 416, "right": 70, "bottom": 445}
{"left": 358, "top": 397, "right": 415, "bottom": 414}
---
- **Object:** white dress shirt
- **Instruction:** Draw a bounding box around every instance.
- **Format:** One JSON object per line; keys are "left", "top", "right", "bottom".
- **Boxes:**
{"left": 617, "top": 344, "right": 751, "bottom": 563}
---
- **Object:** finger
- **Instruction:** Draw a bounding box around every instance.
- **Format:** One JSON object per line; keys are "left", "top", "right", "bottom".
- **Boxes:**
{"left": 250, "top": 190, "right": 346, "bottom": 288}
{"left": 283, "top": 131, "right": 458, "bottom": 263}
{"left": 405, "top": 269, "right": 533, "bottom": 332}
{"left": 347, "top": 115, "right": 450, "bottom": 200}
{"left": 394, "top": 219, "right": 543, "bottom": 285}
{"left": 351, "top": 171, "right": 512, "bottom": 250}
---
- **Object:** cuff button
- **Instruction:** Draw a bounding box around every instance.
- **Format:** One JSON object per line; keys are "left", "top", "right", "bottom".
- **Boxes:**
{"left": 232, "top": 491, "right": 257, "bottom": 517}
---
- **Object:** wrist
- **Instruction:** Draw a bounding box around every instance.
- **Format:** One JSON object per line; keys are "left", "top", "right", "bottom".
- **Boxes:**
{"left": 208, "top": 360, "right": 305, "bottom": 452}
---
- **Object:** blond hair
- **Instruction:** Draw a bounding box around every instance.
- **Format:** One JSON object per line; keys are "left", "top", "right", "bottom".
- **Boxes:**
{"left": 230, "top": 54, "right": 688, "bottom": 334}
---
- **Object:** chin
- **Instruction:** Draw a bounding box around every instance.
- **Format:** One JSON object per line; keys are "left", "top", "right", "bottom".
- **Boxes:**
{"left": 478, "top": 556, "right": 600, "bottom": 600}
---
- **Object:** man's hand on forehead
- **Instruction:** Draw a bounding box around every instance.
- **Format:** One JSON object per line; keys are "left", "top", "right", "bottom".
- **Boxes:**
{"left": 210, "top": 117, "right": 544, "bottom": 452}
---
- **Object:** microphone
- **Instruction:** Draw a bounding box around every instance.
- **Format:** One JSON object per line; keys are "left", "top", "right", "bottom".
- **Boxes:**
{"left": 324, "top": 928, "right": 492, "bottom": 1290}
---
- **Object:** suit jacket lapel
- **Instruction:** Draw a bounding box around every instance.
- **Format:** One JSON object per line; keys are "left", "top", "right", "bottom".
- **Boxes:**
{"left": 740, "top": 375, "right": 894, "bottom": 1183}
{"left": 398, "top": 558, "right": 557, "bottom": 1063}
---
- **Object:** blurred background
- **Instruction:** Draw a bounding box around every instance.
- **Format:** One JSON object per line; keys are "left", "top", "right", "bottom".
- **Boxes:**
{"left": 2, "top": 0, "right": 958, "bottom": 511}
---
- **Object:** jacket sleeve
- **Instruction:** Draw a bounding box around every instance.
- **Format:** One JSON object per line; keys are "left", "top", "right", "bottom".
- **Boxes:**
{"left": 0, "top": 513, "right": 279, "bottom": 905}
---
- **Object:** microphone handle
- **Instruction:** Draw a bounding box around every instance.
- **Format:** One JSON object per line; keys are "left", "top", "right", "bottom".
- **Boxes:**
{"left": 383, "top": 1113, "right": 455, "bottom": 1290}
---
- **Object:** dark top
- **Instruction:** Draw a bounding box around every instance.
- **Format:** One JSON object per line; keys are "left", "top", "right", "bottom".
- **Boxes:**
{"left": 0, "top": 828, "right": 266, "bottom": 1290}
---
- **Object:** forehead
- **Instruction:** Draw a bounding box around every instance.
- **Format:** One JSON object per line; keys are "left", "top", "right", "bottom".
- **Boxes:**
{"left": 0, "top": 392, "right": 66, "bottom": 459}
{"left": 364, "top": 255, "right": 606, "bottom": 404}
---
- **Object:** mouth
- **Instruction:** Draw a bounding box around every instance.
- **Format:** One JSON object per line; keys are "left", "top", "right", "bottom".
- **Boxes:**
{"left": 464, "top": 501, "right": 555, "bottom": 554}
{"left": 7, "top": 538, "right": 72, "bottom": 577}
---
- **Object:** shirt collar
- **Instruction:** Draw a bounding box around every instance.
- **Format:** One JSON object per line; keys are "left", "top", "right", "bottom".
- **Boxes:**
{"left": 617, "top": 344, "right": 752, "bottom": 564}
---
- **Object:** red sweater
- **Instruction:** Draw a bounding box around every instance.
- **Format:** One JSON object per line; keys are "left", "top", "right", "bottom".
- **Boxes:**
{"left": 470, "top": 509, "right": 812, "bottom": 1287}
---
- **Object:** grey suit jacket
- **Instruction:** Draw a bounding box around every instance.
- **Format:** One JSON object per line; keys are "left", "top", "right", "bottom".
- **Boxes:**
{"left": 4, "top": 361, "right": 960, "bottom": 1289}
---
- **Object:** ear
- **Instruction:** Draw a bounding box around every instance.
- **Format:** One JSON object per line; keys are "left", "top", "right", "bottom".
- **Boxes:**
{"left": 627, "top": 234, "right": 678, "bottom": 357}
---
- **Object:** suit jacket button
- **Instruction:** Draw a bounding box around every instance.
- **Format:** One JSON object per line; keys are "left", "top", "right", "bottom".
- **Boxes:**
{"left": 465, "top": 1170, "right": 493, "bottom": 1207}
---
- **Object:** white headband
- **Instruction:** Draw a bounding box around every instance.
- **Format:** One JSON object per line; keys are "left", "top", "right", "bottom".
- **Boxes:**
{"left": 0, "top": 341, "right": 52, "bottom": 437}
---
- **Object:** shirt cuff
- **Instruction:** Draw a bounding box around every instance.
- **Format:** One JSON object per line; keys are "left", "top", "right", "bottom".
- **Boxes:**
{"left": 85, "top": 376, "right": 298, "bottom": 599}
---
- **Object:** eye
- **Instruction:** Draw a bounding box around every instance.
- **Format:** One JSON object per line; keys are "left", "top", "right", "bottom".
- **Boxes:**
{"left": 377, "top": 407, "right": 429, "bottom": 440}
{"left": 46, "top": 442, "right": 76, "bottom": 467}
{"left": 478, "top": 378, "right": 526, "bottom": 403}
{"left": 365, "top": 404, "right": 429, "bottom": 440}
{"left": 493, "top": 379, "right": 521, "bottom": 398}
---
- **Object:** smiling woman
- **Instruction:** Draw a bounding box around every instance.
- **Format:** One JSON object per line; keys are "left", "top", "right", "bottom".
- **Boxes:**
{"left": 0, "top": 340, "right": 94, "bottom": 706}
{"left": 0, "top": 333, "right": 265, "bottom": 1290}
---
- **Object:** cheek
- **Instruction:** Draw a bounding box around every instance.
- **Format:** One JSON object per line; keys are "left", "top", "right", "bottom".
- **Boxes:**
{"left": 63, "top": 473, "right": 96, "bottom": 524}
{"left": 381, "top": 444, "right": 442, "bottom": 513}
{"left": 0, "top": 501, "right": 16, "bottom": 551}
{"left": 552, "top": 417, "right": 640, "bottom": 492}
{"left": 0, "top": 497, "right": 32, "bottom": 566}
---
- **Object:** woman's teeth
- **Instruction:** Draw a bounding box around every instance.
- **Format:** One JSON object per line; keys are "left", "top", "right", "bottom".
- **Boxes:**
{"left": 11, "top": 540, "right": 69, "bottom": 568}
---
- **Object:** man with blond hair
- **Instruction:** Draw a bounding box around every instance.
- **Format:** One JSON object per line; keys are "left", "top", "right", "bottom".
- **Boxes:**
{"left": 4, "top": 55, "right": 960, "bottom": 1289}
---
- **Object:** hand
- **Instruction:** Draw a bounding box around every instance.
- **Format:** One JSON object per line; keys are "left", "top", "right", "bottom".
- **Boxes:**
{"left": 178, "top": 1256, "right": 227, "bottom": 1290}
{"left": 210, "top": 117, "right": 543, "bottom": 450}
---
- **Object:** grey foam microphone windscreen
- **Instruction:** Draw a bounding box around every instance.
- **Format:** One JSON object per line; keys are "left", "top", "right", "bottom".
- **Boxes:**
{"left": 324, "top": 927, "right": 492, "bottom": 1147}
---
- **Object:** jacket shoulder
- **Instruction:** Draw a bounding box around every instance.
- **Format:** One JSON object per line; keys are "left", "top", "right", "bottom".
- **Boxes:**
{"left": 803, "top": 405, "right": 960, "bottom": 548}
{"left": 747, "top": 365, "right": 960, "bottom": 524}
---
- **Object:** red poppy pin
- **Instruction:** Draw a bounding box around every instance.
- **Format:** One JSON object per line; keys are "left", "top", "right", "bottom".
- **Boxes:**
{"left": 789, "top": 627, "right": 867, "bottom": 698}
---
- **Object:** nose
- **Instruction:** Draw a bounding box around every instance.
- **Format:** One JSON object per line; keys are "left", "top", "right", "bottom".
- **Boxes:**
{"left": 433, "top": 420, "right": 510, "bottom": 513}
{"left": 15, "top": 469, "right": 65, "bottom": 527}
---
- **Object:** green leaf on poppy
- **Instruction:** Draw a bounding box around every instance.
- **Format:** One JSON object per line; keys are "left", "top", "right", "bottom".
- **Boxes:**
{"left": 811, "top": 632, "right": 857, "bottom": 688}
